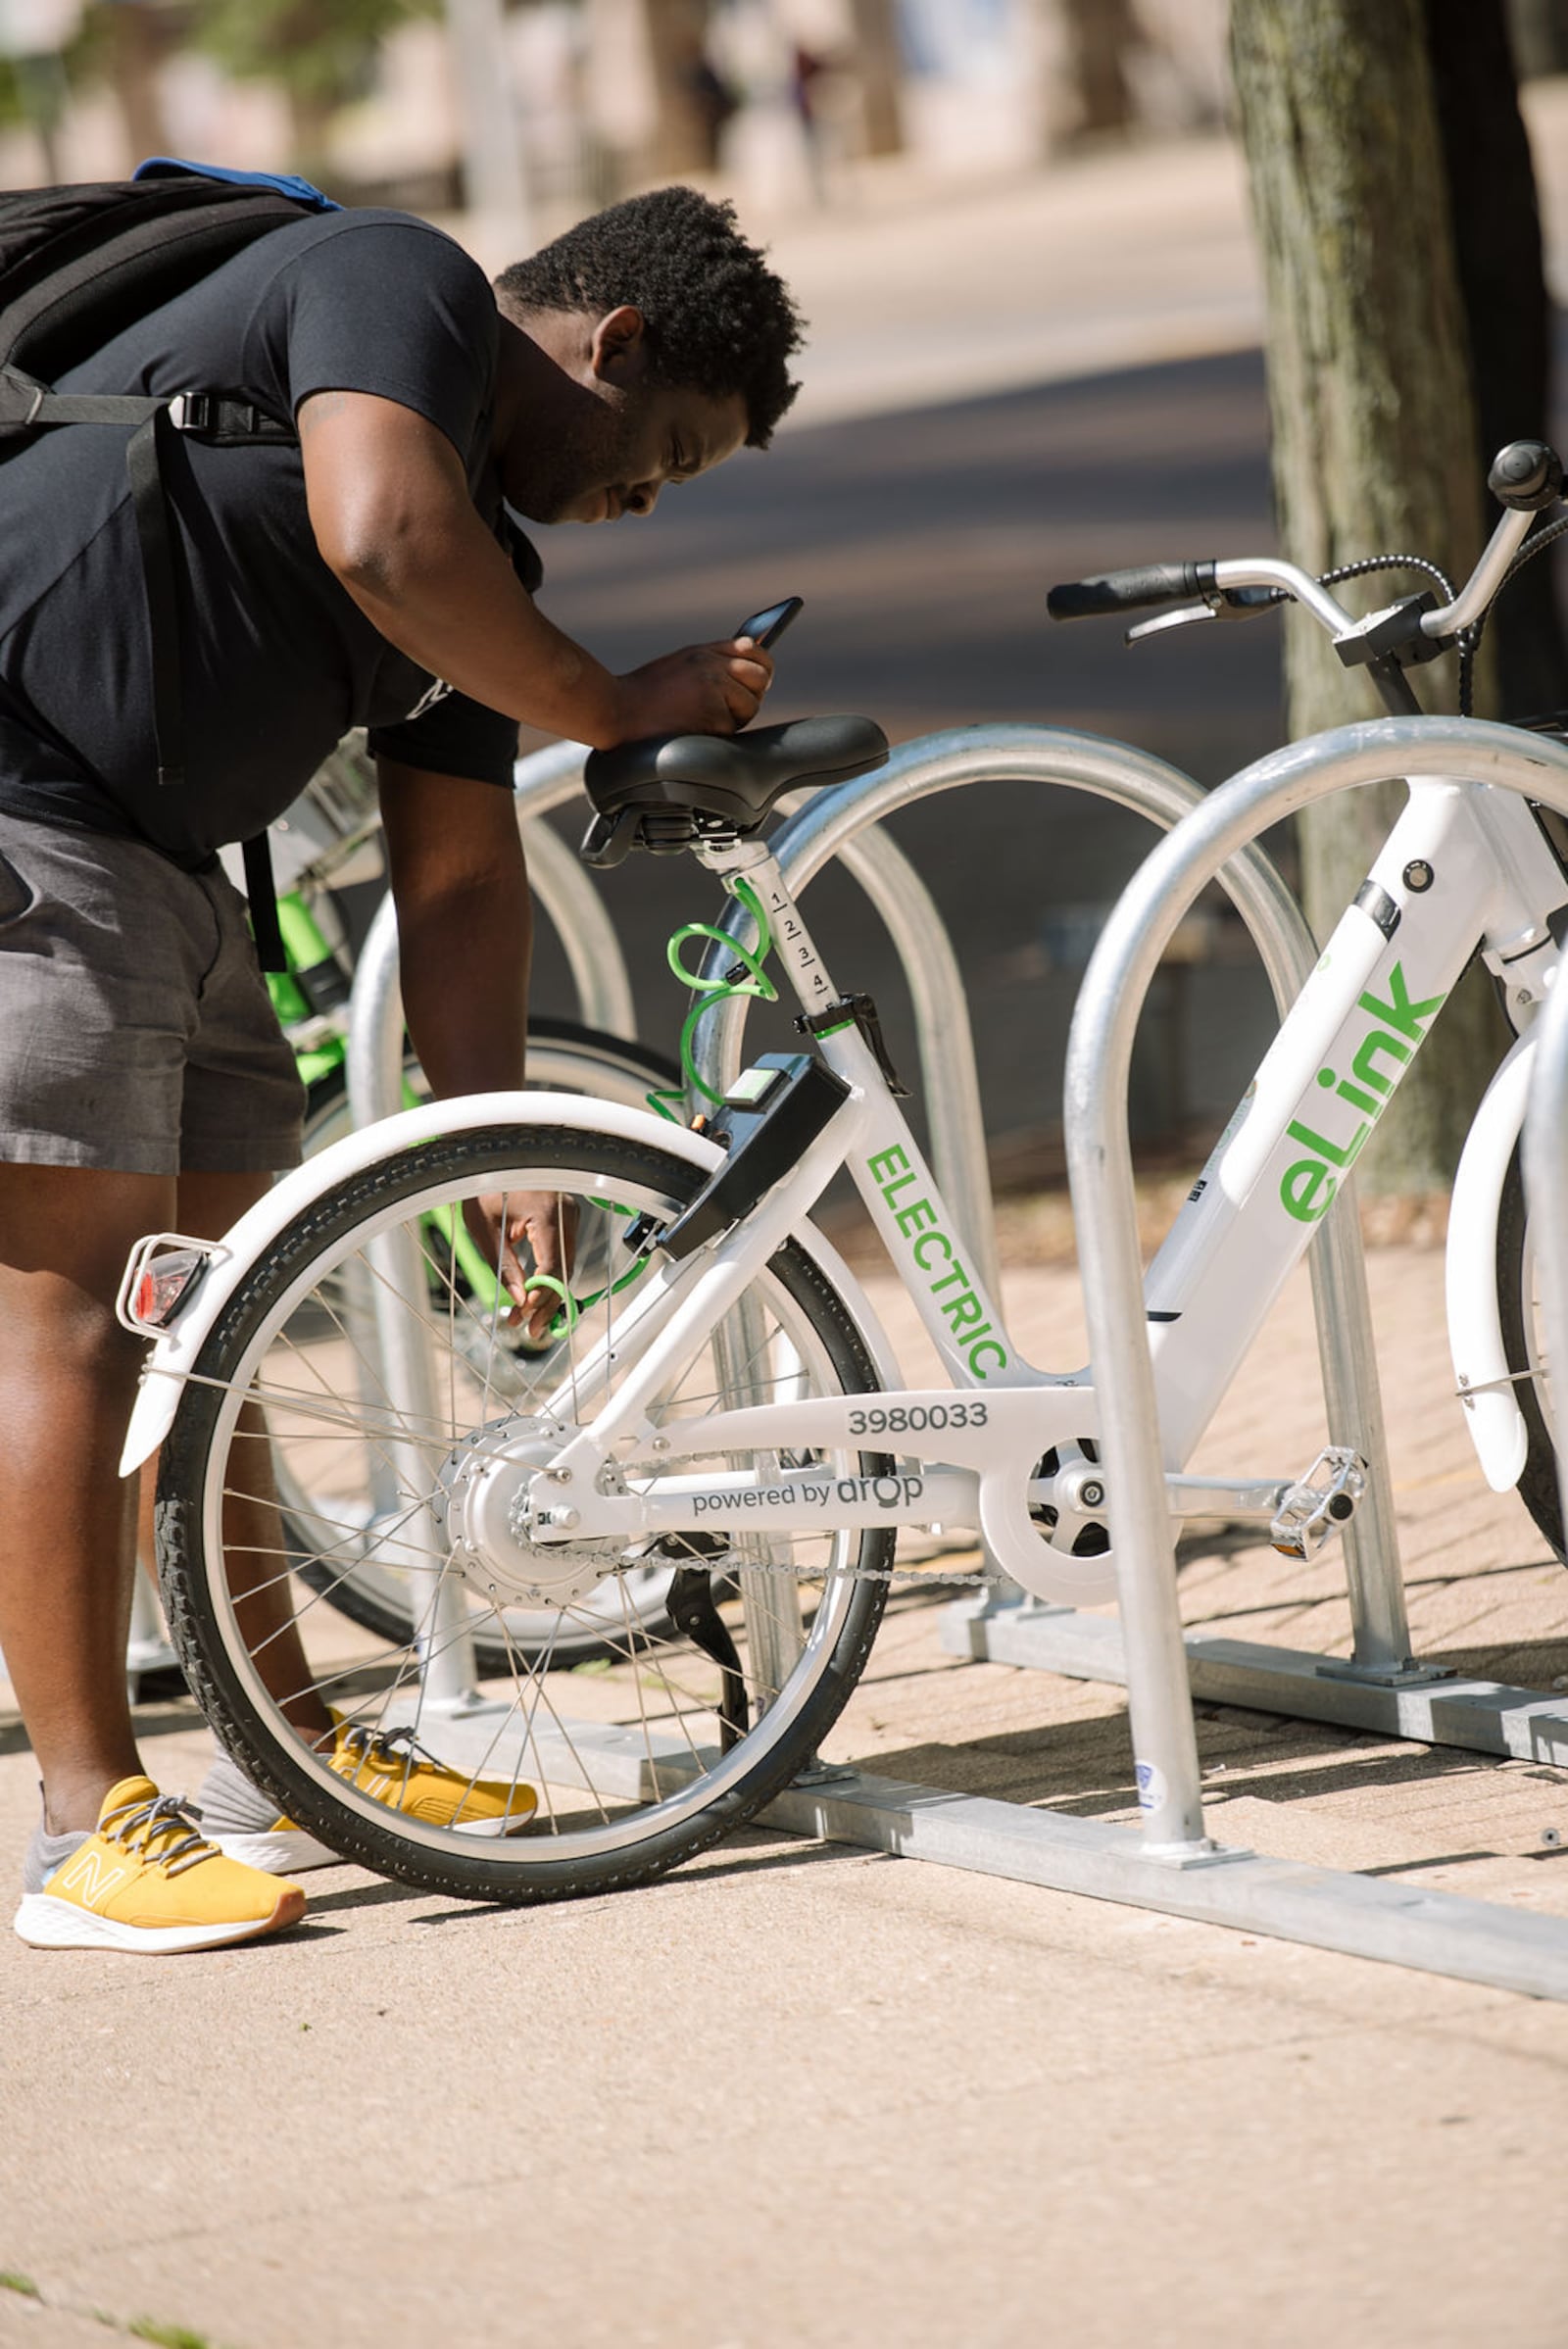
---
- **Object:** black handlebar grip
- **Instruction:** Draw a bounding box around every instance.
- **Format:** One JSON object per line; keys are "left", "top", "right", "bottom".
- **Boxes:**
{"left": 1047, "top": 560, "right": 1216, "bottom": 621}
{"left": 1488, "top": 439, "right": 1563, "bottom": 513}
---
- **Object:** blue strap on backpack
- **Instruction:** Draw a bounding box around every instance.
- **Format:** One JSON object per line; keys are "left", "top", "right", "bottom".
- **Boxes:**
{"left": 131, "top": 156, "right": 341, "bottom": 213}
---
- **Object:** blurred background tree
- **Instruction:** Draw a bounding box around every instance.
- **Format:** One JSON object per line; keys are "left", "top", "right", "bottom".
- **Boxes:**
{"left": 193, "top": 0, "right": 437, "bottom": 171}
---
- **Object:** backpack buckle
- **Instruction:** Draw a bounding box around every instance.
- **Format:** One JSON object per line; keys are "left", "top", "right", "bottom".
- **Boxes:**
{"left": 167, "top": 391, "right": 213, "bottom": 432}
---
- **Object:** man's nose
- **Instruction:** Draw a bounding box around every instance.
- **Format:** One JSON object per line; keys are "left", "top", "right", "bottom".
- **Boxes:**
{"left": 623, "top": 480, "right": 661, "bottom": 517}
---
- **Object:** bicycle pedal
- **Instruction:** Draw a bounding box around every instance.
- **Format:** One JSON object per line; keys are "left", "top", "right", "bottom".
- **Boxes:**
{"left": 1268, "top": 1446, "right": 1368, "bottom": 1559}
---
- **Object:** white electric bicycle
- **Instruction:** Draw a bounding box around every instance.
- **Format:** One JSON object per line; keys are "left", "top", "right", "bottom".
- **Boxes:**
{"left": 116, "top": 439, "right": 1568, "bottom": 1903}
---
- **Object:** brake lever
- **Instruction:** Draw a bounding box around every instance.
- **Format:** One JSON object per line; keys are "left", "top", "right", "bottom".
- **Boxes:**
{"left": 1124, "top": 585, "right": 1284, "bottom": 648}
{"left": 1124, "top": 601, "right": 1215, "bottom": 646}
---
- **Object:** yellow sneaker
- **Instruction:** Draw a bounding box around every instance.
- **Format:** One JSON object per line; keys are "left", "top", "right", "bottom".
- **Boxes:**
{"left": 331, "top": 1723, "right": 538, "bottom": 1835}
{"left": 13, "top": 1777, "right": 306, "bottom": 1955}
{"left": 200, "top": 1728, "right": 536, "bottom": 1875}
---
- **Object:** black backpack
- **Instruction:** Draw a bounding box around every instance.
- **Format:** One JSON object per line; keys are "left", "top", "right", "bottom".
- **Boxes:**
{"left": 0, "top": 159, "right": 340, "bottom": 963}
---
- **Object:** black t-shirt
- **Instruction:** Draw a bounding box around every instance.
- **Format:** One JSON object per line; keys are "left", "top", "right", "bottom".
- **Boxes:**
{"left": 0, "top": 207, "right": 525, "bottom": 862}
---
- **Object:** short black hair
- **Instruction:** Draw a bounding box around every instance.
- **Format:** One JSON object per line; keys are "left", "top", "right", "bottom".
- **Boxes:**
{"left": 495, "top": 186, "right": 804, "bottom": 449}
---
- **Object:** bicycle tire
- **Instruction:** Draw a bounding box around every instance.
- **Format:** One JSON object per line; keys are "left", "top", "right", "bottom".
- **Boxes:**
{"left": 291, "top": 1019, "right": 686, "bottom": 1669}
{"left": 1495, "top": 1143, "right": 1565, "bottom": 1561}
{"left": 157, "top": 1119, "right": 892, "bottom": 1902}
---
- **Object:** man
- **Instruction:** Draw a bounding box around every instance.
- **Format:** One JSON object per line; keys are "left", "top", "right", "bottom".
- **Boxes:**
{"left": 0, "top": 181, "right": 804, "bottom": 1953}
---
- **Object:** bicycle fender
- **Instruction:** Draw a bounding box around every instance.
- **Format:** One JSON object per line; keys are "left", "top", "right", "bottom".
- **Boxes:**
{"left": 1446, "top": 1034, "right": 1533, "bottom": 1493}
{"left": 118, "top": 1089, "right": 903, "bottom": 1476}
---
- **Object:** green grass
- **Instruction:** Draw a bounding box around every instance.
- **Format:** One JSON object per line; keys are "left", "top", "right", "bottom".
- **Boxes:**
{"left": 1, "top": 2266, "right": 228, "bottom": 2346}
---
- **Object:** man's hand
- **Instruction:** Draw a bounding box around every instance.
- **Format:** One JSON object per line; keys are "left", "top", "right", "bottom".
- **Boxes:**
{"left": 464, "top": 1191, "right": 579, "bottom": 1343}
{"left": 610, "top": 636, "right": 773, "bottom": 741}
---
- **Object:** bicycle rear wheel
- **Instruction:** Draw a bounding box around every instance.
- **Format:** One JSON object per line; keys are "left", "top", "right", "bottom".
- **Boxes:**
{"left": 290, "top": 1019, "right": 686, "bottom": 1669}
{"left": 157, "top": 1119, "right": 891, "bottom": 1901}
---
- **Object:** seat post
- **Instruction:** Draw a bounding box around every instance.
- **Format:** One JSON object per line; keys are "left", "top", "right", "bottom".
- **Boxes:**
{"left": 700, "top": 834, "right": 843, "bottom": 1022}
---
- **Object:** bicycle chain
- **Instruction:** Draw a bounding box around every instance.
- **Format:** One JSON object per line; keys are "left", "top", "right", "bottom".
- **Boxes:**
{"left": 654, "top": 1543, "right": 1013, "bottom": 1590}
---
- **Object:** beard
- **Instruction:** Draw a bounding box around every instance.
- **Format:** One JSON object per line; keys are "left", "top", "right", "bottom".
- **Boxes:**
{"left": 510, "top": 394, "right": 642, "bottom": 525}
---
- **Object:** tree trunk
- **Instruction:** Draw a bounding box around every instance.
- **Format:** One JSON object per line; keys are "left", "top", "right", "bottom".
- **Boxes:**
{"left": 1057, "top": 0, "right": 1142, "bottom": 138}
{"left": 106, "top": 1, "right": 168, "bottom": 169}
{"left": 637, "top": 0, "right": 720, "bottom": 178}
{"left": 1426, "top": 0, "right": 1568, "bottom": 719}
{"left": 1230, "top": 0, "right": 1507, "bottom": 1193}
{"left": 848, "top": 0, "right": 904, "bottom": 158}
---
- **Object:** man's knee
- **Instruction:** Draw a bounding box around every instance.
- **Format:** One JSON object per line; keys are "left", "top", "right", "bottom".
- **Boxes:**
{"left": 0, "top": 1283, "right": 144, "bottom": 1410}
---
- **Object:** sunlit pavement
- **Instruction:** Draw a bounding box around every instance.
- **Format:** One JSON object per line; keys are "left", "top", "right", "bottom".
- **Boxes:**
{"left": 3, "top": 1241, "right": 1567, "bottom": 2349}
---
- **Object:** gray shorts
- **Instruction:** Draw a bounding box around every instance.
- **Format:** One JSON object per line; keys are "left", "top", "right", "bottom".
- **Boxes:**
{"left": 0, "top": 810, "right": 305, "bottom": 1176}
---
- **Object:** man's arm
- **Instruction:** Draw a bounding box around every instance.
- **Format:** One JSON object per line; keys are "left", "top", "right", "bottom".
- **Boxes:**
{"left": 302, "top": 391, "right": 769, "bottom": 746}
{"left": 378, "top": 759, "right": 567, "bottom": 1334}
{"left": 377, "top": 758, "right": 529, "bottom": 1098}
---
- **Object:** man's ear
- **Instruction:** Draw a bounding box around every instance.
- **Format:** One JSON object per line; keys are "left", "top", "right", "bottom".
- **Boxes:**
{"left": 589, "top": 304, "right": 648, "bottom": 381}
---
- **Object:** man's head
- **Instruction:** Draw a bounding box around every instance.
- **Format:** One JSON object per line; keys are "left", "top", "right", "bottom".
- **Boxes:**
{"left": 492, "top": 186, "right": 804, "bottom": 526}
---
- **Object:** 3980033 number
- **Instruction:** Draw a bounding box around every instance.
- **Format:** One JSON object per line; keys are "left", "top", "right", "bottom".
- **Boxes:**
{"left": 847, "top": 1401, "right": 988, "bottom": 1436}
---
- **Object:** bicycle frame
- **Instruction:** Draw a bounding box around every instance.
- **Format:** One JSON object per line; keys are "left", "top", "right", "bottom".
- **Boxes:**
{"left": 519, "top": 773, "right": 1567, "bottom": 1598}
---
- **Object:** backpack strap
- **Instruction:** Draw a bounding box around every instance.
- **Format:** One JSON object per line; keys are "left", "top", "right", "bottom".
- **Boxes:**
{"left": 1, "top": 362, "right": 295, "bottom": 798}
{"left": 0, "top": 361, "right": 161, "bottom": 434}
{"left": 240, "top": 829, "right": 285, "bottom": 972}
{"left": 124, "top": 402, "right": 185, "bottom": 790}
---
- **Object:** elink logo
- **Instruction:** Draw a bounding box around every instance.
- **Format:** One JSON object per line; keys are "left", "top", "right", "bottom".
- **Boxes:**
{"left": 1278, "top": 962, "right": 1446, "bottom": 1223}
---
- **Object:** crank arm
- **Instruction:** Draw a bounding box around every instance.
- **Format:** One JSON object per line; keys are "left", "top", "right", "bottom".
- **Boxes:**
{"left": 1163, "top": 1473, "right": 1293, "bottom": 1520}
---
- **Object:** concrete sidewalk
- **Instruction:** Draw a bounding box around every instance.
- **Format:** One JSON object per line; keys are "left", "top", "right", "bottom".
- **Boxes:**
{"left": 748, "top": 79, "right": 1568, "bottom": 428}
{"left": 2, "top": 1240, "right": 1567, "bottom": 2349}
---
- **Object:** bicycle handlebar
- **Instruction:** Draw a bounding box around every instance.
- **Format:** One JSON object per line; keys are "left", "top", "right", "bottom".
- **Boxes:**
{"left": 1047, "top": 440, "right": 1562, "bottom": 658}
{"left": 1046, "top": 561, "right": 1216, "bottom": 621}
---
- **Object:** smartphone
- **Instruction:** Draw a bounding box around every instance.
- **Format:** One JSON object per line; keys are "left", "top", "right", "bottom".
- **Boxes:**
{"left": 734, "top": 595, "right": 804, "bottom": 651}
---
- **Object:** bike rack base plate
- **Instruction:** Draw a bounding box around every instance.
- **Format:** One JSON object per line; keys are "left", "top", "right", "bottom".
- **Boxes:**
{"left": 376, "top": 1702, "right": 1568, "bottom": 2002}
{"left": 940, "top": 1597, "right": 1568, "bottom": 1768}
{"left": 757, "top": 1764, "right": 1568, "bottom": 2002}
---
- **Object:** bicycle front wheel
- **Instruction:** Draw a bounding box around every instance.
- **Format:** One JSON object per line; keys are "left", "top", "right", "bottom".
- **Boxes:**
{"left": 157, "top": 1119, "right": 891, "bottom": 1902}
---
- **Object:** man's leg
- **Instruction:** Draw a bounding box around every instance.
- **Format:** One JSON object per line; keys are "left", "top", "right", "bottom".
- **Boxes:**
{"left": 168, "top": 1169, "right": 334, "bottom": 1746}
{"left": 0, "top": 1163, "right": 173, "bottom": 1832}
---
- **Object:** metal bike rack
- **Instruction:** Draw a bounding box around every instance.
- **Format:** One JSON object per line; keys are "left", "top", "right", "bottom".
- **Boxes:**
{"left": 300, "top": 715, "right": 1568, "bottom": 1994}
{"left": 752, "top": 716, "right": 1568, "bottom": 2000}
{"left": 919, "top": 724, "right": 1568, "bottom": 1773}
{"left": 691, "top": 722, "right": 1404, "bottom": 1650}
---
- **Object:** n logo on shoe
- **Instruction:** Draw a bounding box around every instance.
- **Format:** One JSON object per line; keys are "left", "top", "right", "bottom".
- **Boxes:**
{"left": 54, "top": 1847, "right": 131, "bottom": 1907}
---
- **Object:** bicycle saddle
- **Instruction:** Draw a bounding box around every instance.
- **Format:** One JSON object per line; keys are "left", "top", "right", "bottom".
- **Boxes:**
{"left": 579, "top": 713, "right": 889, "bottom": 866}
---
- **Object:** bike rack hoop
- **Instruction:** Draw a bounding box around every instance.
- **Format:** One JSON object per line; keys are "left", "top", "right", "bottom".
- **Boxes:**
{"left": 1066, "top": 713, "right": 1568, "bottom": 1856}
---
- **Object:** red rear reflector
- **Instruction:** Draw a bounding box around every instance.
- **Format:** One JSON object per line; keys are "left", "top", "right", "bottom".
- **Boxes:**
{"left": 130, "top": 1248, "right": 207, "bottom": 1330}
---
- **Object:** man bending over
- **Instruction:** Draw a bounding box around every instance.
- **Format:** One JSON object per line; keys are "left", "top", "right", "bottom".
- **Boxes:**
{"left": 0, "top": 183, "right": 802, "bottom": 1953}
